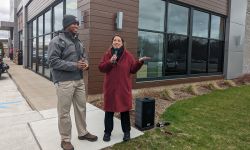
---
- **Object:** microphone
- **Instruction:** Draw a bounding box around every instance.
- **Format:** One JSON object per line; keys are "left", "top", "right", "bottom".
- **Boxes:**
{"left": 112, "top": 49, "right": 118, "bottom": 64}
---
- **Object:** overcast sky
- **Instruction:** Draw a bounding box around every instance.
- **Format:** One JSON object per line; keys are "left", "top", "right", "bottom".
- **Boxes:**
{"left": 0, "top": 0, "right": 10, "bottom": 39}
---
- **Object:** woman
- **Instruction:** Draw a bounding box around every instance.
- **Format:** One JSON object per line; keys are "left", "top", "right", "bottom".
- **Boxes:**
{"left": 98, "top": 34, "right": 150, "bottom": 142}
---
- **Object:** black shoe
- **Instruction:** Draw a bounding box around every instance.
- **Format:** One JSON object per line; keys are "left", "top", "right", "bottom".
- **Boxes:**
{"left": 103, "top": 133, "right": 111, "bottom": 142}
{"left": 123, "top": 132, "right": 130, "bottom": 141}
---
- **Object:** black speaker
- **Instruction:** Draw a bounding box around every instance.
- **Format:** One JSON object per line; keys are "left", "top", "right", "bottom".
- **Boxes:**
{"left": 135, "top": 97, "right": 155, "bottom": 130}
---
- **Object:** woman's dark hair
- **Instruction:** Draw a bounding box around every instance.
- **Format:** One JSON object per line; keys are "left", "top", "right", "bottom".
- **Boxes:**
{"left": 111, "top": 34, "right": 126, "bottom": 49}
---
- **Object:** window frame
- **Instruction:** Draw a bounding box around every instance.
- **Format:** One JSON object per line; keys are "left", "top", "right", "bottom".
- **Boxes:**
{"left": 137, "top": 0, "right": 226, "bottom": 82}
{"left": 27, "top": 0, "right": 69, "bottom": 80}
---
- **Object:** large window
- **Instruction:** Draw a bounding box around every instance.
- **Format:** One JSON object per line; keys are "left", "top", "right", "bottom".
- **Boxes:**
{"left": 19, "top": 31, "right": 23, "bottom": 51}
{"left": 38, "top": 36, "right": 43, "bottom": 74}
{"left": 66, "top": 0, "right": 77, "bottom": 16}
{"left": 191, "top": 10, "right": 209, "bottom": 74}
{"left": 209, "top": 40, "right": 223, "bottom": 72}
{"left": 211, "top": 15, "right": 225, "bottom": 40}
{"left": 166, "top": 34, "right": 188, "bottom": 75}
{"left": 32, "top": 37, "right": 36, "bottom": 71}
{"left": 32, "top": 20, "right": 37, "bottom": 71}
{"left": 28, "top": 23, "right": 32, "bottom": 68}
{"left": 191, "top": 11, "right": 224, "bottom": 74}
{"left": 192, "top": 10, "right": 209, "bottom": 38}
{"left": 44, "top": 35, "right": 51, "bottom": 78}
{"left": 37, "top": 16, "right": 44, "bottom": 74}
{"left": 28, "top": 0, "right": 77, "bottom": 79}
{"left": 137, "top": 31, "right": 164, "bottom": 78}
{"left": 208, "top": 15, "right": 224, "bottom": 73}
{"left": 138, "top": 1, "right": 225, "bottom": 81}
{"left": 54, "top": 2, "right": 63, "bottom": 31}
{"left": 138, "top": 0, "right": 165, "bottom": 32}
{"left": 166, "top": 4, "right": 189, "bottom": 75}
{"left": 167, "top": 3, "right": 189, "bottom": 35}
{"left": 137, "top": 0, "right": 165, "bottom": 79}
{"left": 44, "top": 10, "right": 51, "bottom": 34}
{"left": 191, "top": 38, "right": 208, "bottom": 74}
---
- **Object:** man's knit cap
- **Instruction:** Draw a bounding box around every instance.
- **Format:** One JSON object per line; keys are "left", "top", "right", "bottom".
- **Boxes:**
{"left": 63, "top": 15, "right": 79, "bottom": 29}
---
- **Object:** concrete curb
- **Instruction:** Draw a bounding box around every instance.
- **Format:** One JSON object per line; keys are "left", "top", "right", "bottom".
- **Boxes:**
{"left": 7, "top": 71, "right": 37, "bottom": 111}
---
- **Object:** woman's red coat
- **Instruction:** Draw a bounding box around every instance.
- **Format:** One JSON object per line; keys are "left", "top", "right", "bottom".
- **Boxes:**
{"left": 98, "top": 49, "right": 143, "bottom": 112}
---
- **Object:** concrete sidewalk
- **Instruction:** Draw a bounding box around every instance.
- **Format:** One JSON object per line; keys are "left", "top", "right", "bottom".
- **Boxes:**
{"left": 6, "top": 59, "right": 57, "bottom": 111}
{"left": 4, "top": 59, "right": 144, "bottom": 150}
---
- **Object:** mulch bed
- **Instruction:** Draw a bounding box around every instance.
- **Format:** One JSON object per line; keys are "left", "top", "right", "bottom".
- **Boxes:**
{"left": 216, "top": 80, "right": 230, "bottom": 89}
{"left": 233, "top": 74, "right": 250, "bottom": 86}
{"left": 196, "top": 84, "right": 212, "bottom": 95}
{"left": 91, "top": 74, "right": 250, "bottom": 131}
{"left": 172, "top": 88, "right": 194, "bottom": 100}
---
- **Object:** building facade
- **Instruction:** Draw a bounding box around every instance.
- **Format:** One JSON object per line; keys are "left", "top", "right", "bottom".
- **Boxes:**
{"left": 12, "top": 0, "right": 249, "bottom": 95}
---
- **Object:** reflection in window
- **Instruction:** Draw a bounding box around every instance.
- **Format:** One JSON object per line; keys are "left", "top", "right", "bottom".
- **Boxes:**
{"left": 28, "top": 23, "right": 33, "bottom": 68}
{"left": 28, "top": 39, "right": 32, "bottom": 68}
{"left": 66, "top": 0, "right": 77, "bottom": 16}
{"left": 137, "top": 1, "right": 225, "bottom": 81}
{"left": 54, "top": 2, "right": 63, "bottom": 31}
{"left": 208, "top": 40, "right": 223, "bottom": 72}
{"left": 44, "top": 35, "right": 51, "bottom": 77}
{"left": 192, "top": 10, "right": 209, "bottom": 38}
{"left": 137, "top": 31, "right": 164, "bottom": 78}
{"left": 19, "top": 31, "right": 23, "bottom": 50}
{"left": 32, "top": 38, "right": 36, "bottom": 71}
{"left": 167, "top": 3, "right": 189, "bottom": 35}
{"left": 38, "top": 37, "right": 43, "bottom": 74}
{"left": 33, "top": 20, "right": 36, "bottom": 38}
{"left": 211, "top": 15, "right": 224, "bottom": 40}
{"left": 191, "top": 38, "right": 208, "bottom": 74}
{"left": 138, "top": 0, "right": 165, "bottom": 31}
{"left": 38, "top": 15, "right": 43, "bottom": 36}
{"left": 166, "top": 34, "right": 188, "bottom": 75}
{"left": 45, "top": 10, "right": 51, "bottom": 34}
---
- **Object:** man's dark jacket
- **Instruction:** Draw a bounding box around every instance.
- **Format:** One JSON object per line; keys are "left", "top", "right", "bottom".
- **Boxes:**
{"left": 48, "top": 31, "right": 88, "bottom": 83}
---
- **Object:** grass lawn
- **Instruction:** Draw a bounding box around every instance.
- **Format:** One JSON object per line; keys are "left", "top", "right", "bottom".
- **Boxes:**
{"left": 109, "top": 85, "right": 250, "bottom": 150}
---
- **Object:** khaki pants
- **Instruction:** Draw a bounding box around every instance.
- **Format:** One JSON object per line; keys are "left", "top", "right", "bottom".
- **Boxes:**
{"left": 55, "top": 79, "right": 88, "bottom": 142}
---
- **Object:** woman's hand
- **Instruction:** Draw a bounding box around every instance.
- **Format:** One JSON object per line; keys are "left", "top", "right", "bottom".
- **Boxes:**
{"left": 139, "top": 56, "right": 151, "bottom": 62}
{"left": 110, "top": 54, "right": 117, "bottom": 64}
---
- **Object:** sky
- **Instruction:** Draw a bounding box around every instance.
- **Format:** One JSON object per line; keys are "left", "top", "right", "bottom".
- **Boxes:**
{"left": 0, "top": 0, "right": 10, "bottom": 39}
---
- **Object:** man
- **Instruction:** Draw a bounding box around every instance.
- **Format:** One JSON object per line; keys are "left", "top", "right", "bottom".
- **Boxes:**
{"left": 48, "top": 15, "right": 98, "bottom": 150}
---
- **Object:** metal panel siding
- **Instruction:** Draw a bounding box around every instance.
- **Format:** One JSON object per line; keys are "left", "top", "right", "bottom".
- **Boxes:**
{"left": 178, "top": 0, "right": 228, "bottom": 15}
{"left": 224, "top": 0, "right": 247, "bottom": 79}
{"left": 27, "top": 0, "right": 56, "bottom": 21}
{"left": 244, "top": 2, "right": 250, "bottom": 73}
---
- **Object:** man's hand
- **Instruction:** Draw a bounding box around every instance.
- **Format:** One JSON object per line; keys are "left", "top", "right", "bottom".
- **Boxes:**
{"left": 82, "top": 62, "right": 89, "bottom": 70}
{"left": 77, "top": 60, "right": 89, "bottom": 70}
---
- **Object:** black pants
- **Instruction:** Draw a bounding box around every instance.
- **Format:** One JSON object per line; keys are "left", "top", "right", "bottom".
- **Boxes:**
{"left": 104, "top": 111, "right": 131, "bottom": 135}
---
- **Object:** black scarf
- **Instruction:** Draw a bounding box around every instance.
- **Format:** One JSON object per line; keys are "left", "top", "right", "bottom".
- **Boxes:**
{"left": 111, "top": 47, "right": 124, "bottom": 60}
